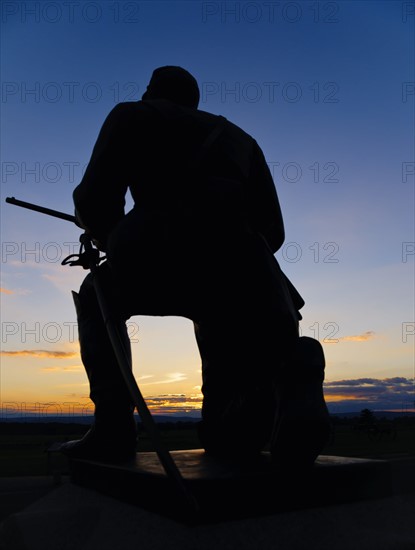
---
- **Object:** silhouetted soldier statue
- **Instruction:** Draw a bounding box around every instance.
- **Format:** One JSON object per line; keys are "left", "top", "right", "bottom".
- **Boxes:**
{"left": 61, "top": 66, "right": 330, "bottom": 467}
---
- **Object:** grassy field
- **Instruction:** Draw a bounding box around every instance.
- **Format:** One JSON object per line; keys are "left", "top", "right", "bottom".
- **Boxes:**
{"left": 1, "top": 419, "right": 414, "bottom": 477}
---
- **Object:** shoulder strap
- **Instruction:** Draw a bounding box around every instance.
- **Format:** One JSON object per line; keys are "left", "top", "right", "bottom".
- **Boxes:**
{"left": 142, "top": 99, "right": 227, "bottom": 171}
{"left": 190, "top": 115, "right": 227, "bottom": 171}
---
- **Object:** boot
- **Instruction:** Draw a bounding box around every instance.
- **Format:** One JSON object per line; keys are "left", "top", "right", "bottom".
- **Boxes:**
{"left": 270, "top": 337, "right": 331, "bottom": 469}
{"left": 60, "top": 405, "right": 137, "bottom": 462}
{"left": 60, "top": 283, "right": 137, "bottom": 462}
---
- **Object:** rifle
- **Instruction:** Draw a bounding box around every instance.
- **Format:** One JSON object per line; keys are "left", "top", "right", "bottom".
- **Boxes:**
{"left": 4, "top": 196, "right": 199, "bottom": 516}
{"left": 5, "top": 196, "right": 78, "bottom": 225}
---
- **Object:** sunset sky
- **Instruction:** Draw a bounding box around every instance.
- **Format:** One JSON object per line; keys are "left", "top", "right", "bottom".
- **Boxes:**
{"left": 1, "top": 1, "right": 414, "bottom": 418}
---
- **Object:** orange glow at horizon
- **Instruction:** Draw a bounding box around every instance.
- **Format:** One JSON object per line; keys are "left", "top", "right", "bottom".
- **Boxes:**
{"left": 323, "top": 394, "right": 367, "bottom": 403}
{"left": 1, "top": 350, "right": 77, "bottom": 358}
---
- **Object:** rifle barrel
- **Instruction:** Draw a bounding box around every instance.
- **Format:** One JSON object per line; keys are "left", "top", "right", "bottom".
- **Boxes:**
{"left": 5, "top": 197, "right": 77, "bottom": 224}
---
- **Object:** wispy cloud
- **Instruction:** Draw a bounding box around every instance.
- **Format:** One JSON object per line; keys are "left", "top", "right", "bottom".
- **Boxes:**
{"left": 0, "top": 287, "right": 13, "bottom": 294}
{"left": 6, "top": 260, "right": 83, "bottom": 294}
{"left": 41, "top": 271, "right": 84, "bottom": 294}
{"left": 339, "top": 331, "right": 375, "bottom": 342}
{"left": 40, "top": 365, "right": 82, "bottom": 372}
{"left": 137, "top": 374, "right": 154, "bottom": 382}
{"left": 141, "top": 372, "right": 188, "bottom": 385}
{"left": 1, "top": 350, "right": 77, "bottom": 359}
{"left": 0, "top": 286, "right": 31, "bottom": 296}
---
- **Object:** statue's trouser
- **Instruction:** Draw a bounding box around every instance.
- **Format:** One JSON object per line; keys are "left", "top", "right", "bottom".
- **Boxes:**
{"left": 194, "top": 312, "right": 284, "bottom": 455}
{"left": 73, "top": 256, "right": 330, "bottom": 464}
{"left": 73, "top": 266, "right": 136, "bottom": 441}
{"left": 195, "top": 316, "right": 330, "bottom": 464}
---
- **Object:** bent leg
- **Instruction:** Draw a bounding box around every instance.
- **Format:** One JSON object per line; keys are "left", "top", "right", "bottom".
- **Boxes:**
{"left": 194, "top": 314, "right": 282, "bottom": 457}
{"left": 74, "top": 265, "right": 133, "bottom": 409}
{"left": 61, "top": 263, "right": 137, "bottom": 461}
{"left": 195, "top": 317, "right": 330, "bottom": 467}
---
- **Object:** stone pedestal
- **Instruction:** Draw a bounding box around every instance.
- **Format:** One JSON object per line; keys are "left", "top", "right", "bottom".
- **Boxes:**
{"left": 68, "top": 450, "right": 414, "bottom": 524}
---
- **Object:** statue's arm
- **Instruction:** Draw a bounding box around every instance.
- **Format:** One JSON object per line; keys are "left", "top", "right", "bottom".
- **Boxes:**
{"left": 73, "top": 103, "right": 132, "bottom": 248}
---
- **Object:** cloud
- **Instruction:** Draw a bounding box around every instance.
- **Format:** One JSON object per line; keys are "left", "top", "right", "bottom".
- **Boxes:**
{"left": 41, "top": 260, "right": 86, "bottom": 295}
{"left": 144, "top": 393, "right": 203, "bottom": 414}
{"left": 1, "top": 349, "right": 77, "bottom": 359}
{"left": 157, "top": 372, "right": 188, "bottom": 384}
{"left": 0, "top": 286, "right": 31, "bottom": 296}
{"left": 40, "top": 365, "right": 82, "bottom": 372}
{"left": 338, "top": 331, "right": 375, "bottom": 342}
{"left": 0, "top": 287, "right": 13, "bottom": 294}
{"left": 141, "top": 372, "right": 188, "bottom": 385}
{"left": 5, "top": 260, "right": 84, "bottom": 294}
{"left": 137, "top": 374, "right": 154, "bottom": 382}
{"left": 323, "top": 377, "right": 414, "bottom": 411}
{"left": 146, "top": 394, "right": 203, "bottom": 404}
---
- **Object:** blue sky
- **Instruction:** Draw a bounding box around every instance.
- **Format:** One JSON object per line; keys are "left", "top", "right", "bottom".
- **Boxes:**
{"left": 1, "top": 0, "right": 414, "bottom": 416}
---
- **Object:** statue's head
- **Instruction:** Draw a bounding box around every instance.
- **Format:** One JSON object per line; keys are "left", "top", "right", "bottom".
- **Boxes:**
{"left": 142, "top": 66, "right": 200, "bottom": 109}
